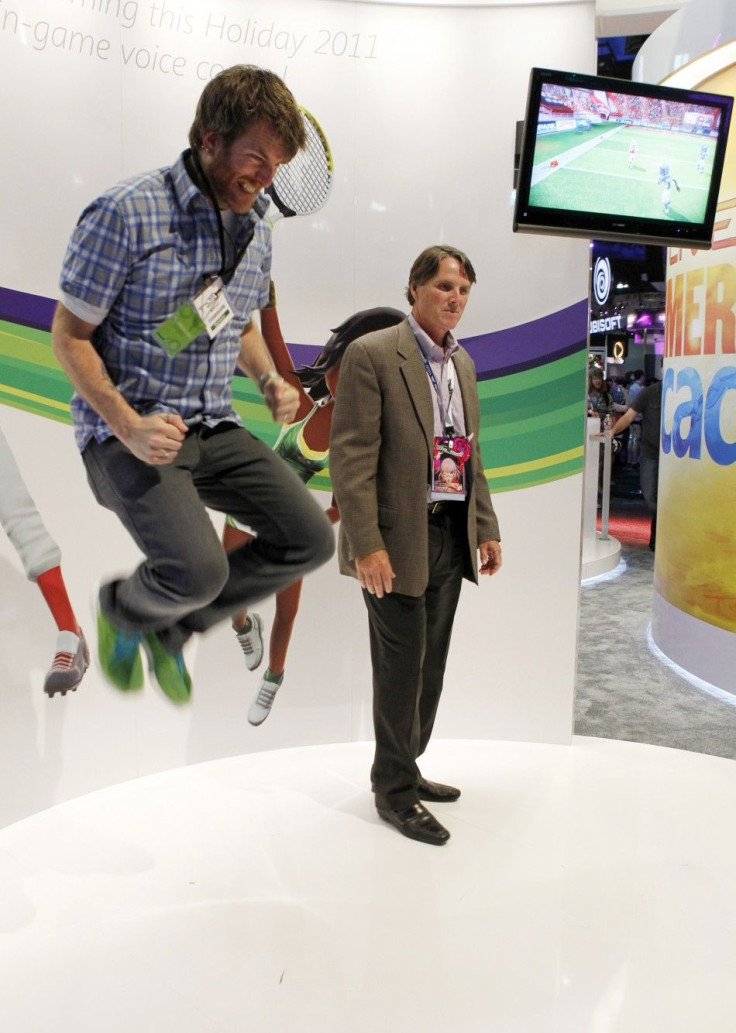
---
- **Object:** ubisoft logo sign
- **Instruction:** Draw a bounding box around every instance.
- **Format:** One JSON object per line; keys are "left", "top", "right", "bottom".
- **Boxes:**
{"left": 593, "top": 257, "right": 612, "bottom": 306}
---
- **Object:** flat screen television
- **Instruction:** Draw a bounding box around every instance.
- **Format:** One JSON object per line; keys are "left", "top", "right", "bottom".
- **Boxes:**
{"left": 513, "top": 67, "right": 733, "bottom": 249}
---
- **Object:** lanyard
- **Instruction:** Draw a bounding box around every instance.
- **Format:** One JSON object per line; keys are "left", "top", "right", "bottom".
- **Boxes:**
{"left": 185, "top": 148, "right": 255, "bottom": 286}
{"left": 421, "top": 353, "right": 455, "bottom": 435}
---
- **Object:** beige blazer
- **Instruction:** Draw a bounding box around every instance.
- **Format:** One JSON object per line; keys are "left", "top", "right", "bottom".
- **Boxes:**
{"left": 329, "top": 318, "right": 500, "bottom": 597}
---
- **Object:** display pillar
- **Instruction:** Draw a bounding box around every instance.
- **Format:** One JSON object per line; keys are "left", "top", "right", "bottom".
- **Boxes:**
{"left": 651, "top": 57, "right": 736, "bottom": 690}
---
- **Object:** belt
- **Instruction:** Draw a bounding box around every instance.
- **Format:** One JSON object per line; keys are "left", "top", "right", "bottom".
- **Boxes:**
{"left": 428, "top": 501, "right": 463, "bottom": 518}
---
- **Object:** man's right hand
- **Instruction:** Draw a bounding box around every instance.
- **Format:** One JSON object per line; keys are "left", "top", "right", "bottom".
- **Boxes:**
{"left": 355, "top": 549, "right": 395, "bottom": 598}
{"left": 120, "top": 411, "right": 188, "bottom": 465}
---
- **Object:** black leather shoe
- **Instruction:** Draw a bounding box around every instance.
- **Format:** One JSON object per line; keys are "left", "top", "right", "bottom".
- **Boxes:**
{"left": 417, "top": 777, "right": 461, "bottom": 803}
{"left": 376, "top": 802, "right": 450, "bottom": 845}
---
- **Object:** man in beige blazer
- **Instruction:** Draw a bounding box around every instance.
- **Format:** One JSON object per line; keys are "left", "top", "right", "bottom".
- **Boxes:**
{"left": 330, "top": 245, "right": 502, "bottom": 845}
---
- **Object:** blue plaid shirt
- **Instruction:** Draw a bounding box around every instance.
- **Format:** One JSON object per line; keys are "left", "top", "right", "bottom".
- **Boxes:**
{"left": 60, "top": 151, "right": 271, "bottom": 451}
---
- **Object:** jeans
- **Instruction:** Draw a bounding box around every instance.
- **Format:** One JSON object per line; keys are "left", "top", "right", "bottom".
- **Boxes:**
{"left": 639, "top": 456, "right": 659, "bottom": 514}
{"left": 83, "top": 423, "right": 334, "bottom": 650}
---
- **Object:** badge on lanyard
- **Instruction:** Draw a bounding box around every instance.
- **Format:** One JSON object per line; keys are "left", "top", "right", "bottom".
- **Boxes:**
{"left": 192, "top": 277, "right": 235, "bottom": 337}
{"left": 154, "top": 147, "right": 249, "bottom": 357}
{"left": 431, "top": 435, "right": 471, "bottom": 502}
{"left": 153, "top": 277, "right": 235, "bottom": 356}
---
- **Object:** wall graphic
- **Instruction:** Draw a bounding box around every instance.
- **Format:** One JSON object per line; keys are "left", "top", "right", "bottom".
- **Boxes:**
{"left": 652, "top": 58, "right": 736, "bottom": 691}
{"left": 0, "top": 287, "right": 587, "bottom": 493}
{"left": 0, "top": 0, "right": 595, "bottom": 827}
{"left": 629, "top": 0, "right": 736, "bottom": 693}
{"left": 0, "top": 0, "right": 591, "bottom": 489}
{"left": 659, "top": 221, "right": 736, "bottom": 635}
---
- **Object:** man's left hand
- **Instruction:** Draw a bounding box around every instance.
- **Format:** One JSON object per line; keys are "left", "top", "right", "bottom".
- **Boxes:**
{"left": 479, "top": 540, "right": 502, "bottom": 576}
{"left": 263, "top": 375, "right": 300, "bottom": 424}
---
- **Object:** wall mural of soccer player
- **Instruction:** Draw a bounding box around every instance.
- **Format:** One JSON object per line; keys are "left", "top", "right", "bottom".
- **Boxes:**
{"left": 0, "top": 422, "right": 88, "bottom": 696}
{"left": 223, "top": 288, "right": 405, "bottom": 725}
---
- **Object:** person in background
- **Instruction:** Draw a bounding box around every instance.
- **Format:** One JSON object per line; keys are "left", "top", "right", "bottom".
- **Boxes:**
{"left": 609, "top": 377, "right": 629, "bottom": 462}
{"left": 587, "top": 367, "right": 613, "bottom": 424}
{"left": 610, "top": 377, "right": 627, "bottom": 409}
{"left": 613, "top": 379, "right": 662, "bottom": 550}
{"left": 626, "top": 370, "right": 646, "bottom": 467}
{"left": 330, "top": 245, "right": 502, "bottom": 846}
{"left": 51, "top": 65, "right": 334, "bottom": 704}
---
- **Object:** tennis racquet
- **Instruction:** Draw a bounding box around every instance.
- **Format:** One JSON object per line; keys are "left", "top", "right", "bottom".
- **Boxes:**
{"left": 266, "top": 106, "right": 334, "bottom": 222}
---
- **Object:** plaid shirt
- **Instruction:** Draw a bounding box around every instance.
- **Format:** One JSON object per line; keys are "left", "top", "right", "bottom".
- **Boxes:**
{"left": 60, "top": 151, "right": 271, "bottom": 451}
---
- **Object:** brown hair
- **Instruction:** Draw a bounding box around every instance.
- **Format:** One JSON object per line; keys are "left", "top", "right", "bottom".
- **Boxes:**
{"left": 188, "top": 65, "right": 305, "bottom": 159}
{"left": 406, "top": 245, "right": 477, "bottom": 305}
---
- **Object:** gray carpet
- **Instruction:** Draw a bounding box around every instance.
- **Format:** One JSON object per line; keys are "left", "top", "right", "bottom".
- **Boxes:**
{"left": 575, "top": 535, "right": 736, "bottom": 762}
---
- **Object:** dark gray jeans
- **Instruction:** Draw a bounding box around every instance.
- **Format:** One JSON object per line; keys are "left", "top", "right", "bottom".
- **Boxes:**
{"left": 83, "top": 423, "right": 334, "bottom": 650}
{"left": 639, "top": 456, "right": 659, "bottom": 514}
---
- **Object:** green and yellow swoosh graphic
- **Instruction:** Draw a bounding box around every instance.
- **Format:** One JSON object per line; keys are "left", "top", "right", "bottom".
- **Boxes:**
{"left": 0, "top": 292, "right": 588, "bottom": 494}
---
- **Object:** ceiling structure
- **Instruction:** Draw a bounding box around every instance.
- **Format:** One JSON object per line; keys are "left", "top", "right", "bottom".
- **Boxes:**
{"left": 324, "top": 0, "right": 691, "bottom": 39}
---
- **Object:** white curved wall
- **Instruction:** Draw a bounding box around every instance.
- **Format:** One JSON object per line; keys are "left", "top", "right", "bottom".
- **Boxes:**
{"left": 633, "top": 0, "right": 736, "bottom": 85}
{"left": 0, "top": 0, "right": 594, "bottom": 827}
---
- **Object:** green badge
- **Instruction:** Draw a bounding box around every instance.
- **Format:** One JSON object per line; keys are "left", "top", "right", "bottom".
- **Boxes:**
{"left": 153, "top": 303, "right": 206, "bottom": 356}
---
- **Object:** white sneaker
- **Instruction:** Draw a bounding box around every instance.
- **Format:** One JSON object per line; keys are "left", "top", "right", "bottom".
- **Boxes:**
{"left": 44, "top": 630, "right": 90, "bottom": 697}
{"left": 234, "top": 613, "right": 264, "bottom": 671}
{"left": 248, "top": 671, "right": 283, "bottom": 726}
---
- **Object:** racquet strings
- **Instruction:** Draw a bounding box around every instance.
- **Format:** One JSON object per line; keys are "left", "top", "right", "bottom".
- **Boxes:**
{"left": 270, "top": 111, "right": 333, "bottom": 216}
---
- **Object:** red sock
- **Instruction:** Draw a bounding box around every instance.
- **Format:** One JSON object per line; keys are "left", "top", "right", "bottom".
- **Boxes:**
{"left": 36, "top": 566, "right": 78, "bottom": 633}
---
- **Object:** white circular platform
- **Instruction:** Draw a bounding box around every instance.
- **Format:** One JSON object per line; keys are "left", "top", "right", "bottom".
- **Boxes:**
{"left": 1, "top": 737, "right": 735, "bottom": 1032}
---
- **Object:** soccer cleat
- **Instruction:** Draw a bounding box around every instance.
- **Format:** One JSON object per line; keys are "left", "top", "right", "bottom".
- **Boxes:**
{"left": 96, "top": 604, "right": 144, "bottom": 692}
{"left": 248, "top": 669, "right": 283, "bottom": 726}
{"left": 44, "top": 630, "right": 90, "bottom": 697}
{"left": 234, "top": 613, "right": 264, "bottom": 672}
{"left": 141, "top": 632, "right": 192, "bottom": 704}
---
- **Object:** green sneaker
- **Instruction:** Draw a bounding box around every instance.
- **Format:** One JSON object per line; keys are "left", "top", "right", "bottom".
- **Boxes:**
{"left": 142, "top": 632, "right": 192, "bottom": 704}
{"left": 96, "top": 605, "right": 144, "bottom": 692}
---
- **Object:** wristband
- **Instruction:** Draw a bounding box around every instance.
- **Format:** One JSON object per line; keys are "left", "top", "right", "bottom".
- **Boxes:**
{"left": 258, "top": 370, "right": 282, "bottom": 394}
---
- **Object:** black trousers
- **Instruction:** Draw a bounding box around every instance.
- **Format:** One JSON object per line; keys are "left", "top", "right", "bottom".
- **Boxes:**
{"left": 83, "top": 423, "right": 334, "bottom": 651}
{"left": 363, "top": 506, "right": 467, "bottom": 811}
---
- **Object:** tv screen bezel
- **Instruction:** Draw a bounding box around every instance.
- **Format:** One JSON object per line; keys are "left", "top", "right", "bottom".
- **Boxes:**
{"left": 512, "top": 67, "right": 733, "bottom": 250}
